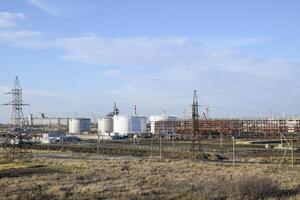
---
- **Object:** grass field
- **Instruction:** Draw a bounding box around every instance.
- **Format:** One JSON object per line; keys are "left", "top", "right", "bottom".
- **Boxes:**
{"left": 0, "top": 154, "right": 299, "bottom": 200}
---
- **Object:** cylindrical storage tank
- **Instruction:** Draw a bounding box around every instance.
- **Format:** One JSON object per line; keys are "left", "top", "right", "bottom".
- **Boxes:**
{"left": 98, "top": 117, "right": 113, "bottom": 134}
{"left": 113, "top": 115, "right": 130, "bottom": 136}
{"left": 28, "top": 114, "right": 33, "bottom": 126}
{"left": 131, "top": 116, "right": 140, "bottom": 134}
{"left": 69, "top": 118, "right": 91, "bottom": 134}
{"left": 130, "top": 115, "right": 147, "bottom": 134}
{"left": 140, "top": 117, "right": 147, "bottom": 133}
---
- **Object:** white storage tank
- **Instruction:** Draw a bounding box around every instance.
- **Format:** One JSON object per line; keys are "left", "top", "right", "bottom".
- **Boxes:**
{"left": 28, "top": 114, "right": 33, "bottom": 126}
{"left": 113, "top": 115, "right": 130, "bottom": 136}
{"left": 98, "top": 117, "right": 113, "bottom": 134}
{"left": 112, "top": 115, "right": 147, "bottom": 136}
{"left": 131, "top": 115, "right": 147, "bottom": 134}
{"left": 140, "top": 117, "right": 147, "bottom": 133}
{"left": 69, "top": 118, "right": 91, "bottom": 134}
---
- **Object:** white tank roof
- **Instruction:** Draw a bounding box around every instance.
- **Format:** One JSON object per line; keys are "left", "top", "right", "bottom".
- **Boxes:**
{"left": 149, "top": 114, "right": 177, "bottom": 122}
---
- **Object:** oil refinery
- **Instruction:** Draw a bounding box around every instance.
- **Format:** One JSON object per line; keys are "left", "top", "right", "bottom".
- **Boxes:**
{"left": 1, "top": 76, "right": 300, "bottom": 143}
{"left": 0, "top": 76, "right": 299, "bottom": 168}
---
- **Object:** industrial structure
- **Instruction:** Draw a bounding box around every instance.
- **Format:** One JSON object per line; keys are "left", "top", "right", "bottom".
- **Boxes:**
{"left": 40, "top": 132, "right": 66, "bottom": 144}
{"left": 28, "top": 113, "right": 69, "bottom": 127}
{"left": 0, "top": 76, "right": 32, "bottom": 161}
{"left": 27, "top": 113, "right": 91, "bottom": 134}
{"left": 150, "top": 91, "right": 300, "bottom": 140}
{"left": 1, "top": 76, "right": 299, "bottom": 147}
{"left": 113, "top": 115, "right": 147, "bottom": 136}
{"left": 98, "top": 104, "right": 147, "bottom": 139}
{"left": 98, "top": 116, "right": 114, "bottom": 139}
{"left": 149, "top": 112, "right": 178, "bottom": 134}
{"left": 69, "top": 118, "right": 91, "bottom": 134}
{"left": 152, "top": 118, "right": 300, "bottom": 139}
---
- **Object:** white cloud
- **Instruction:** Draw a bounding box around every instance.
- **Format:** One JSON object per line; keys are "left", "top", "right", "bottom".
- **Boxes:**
{"left": 52, "top": 36, "right": 188, "bottom": 67}
{"left": 0, "top": 12, "right": 42, "bottom": 48}
{"left": 0, "top": 30, "right": 41, "bottom": 41}
{"left": 0, "top": 30, "right": 43, "bottom": 48}
{"left": 104, "top": 68, "right": 121, "bottom": 77}
{"left": 0, "top": 30, "right": 293, "bottom": 85}
{"left": 51, "top": 35, "right": 267, "bottom": 70}
{"left": 0, "top": 85, "right": 62, "bottom": 98}
{"left": 0, "top": 12, "right": 25, "bottom": 29}
{"left": 50, "top": 35, "right": 298, "bottom": 80}
{"left": 0, "top": 86, "right": 10, "bottom": 94}
{"left": 0, "top": 25, "right": 298, "bottom": 83}
{"left": 27, "top": 0, "right": 60, "bottom": 16}
{"left": 26, "top": 89, "right": 62, "bottom": 97}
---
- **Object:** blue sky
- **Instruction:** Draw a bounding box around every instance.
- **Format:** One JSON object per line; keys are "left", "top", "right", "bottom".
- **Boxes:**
{"left": 1, "top": 0, "right": 300, "bottom": 122}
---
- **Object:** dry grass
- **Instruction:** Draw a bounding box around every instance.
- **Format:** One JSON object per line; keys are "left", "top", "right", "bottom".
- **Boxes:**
{"left": 0, "top": 156, "right": 299, "bottom": 200}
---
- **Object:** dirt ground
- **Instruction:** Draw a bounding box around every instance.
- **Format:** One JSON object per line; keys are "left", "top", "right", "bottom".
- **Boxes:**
{"left": 0, "top": 155, "right": 299, "bottom": 200}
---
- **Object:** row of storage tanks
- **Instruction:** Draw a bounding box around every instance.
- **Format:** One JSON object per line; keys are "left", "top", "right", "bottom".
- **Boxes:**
{"left": 67, "top": 114, "right": 173, "bottom": 137}
{"left": 98, "top": 115, "right": 147, "bottom": 139}
{"left": 29, "top": 113, "right": 176, "bottom": 136}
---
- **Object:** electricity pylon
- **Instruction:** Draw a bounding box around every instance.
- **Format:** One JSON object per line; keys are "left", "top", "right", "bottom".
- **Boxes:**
{"left": 1, "top": 76, "right": 32, "bottom": 161}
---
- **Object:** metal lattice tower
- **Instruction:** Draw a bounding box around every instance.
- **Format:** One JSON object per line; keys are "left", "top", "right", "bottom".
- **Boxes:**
{"left": 1, "top": 76, "right": 31, "bottom": 161}
{"left": 191, "top": 90, "right": 199, "bottom": 151}
{"left": 3, "top": 76, "right": 29, "bottom": 127}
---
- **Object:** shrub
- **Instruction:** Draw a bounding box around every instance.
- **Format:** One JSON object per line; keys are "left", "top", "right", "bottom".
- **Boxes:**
{"left": 236, "top": 175, "right": 280, "bottom": 199}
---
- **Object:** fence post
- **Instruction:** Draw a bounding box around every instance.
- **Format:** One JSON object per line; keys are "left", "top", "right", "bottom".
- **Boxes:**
{"left": 160, "top": 135, "right": 162, "bottom": 161}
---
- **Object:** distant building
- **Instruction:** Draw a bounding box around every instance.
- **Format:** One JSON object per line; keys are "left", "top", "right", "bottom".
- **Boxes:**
{"left": 28, "top": 113, "right": 69, "bottom": 127}
{"left": 149, "top": 113, "right": 178, "bottom": 135}
{"left": 40, "top": 132, "right": 66, "bottom": 144}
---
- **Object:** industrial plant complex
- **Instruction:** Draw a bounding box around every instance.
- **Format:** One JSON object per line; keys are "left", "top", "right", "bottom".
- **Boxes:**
{"left": 1, "top": 77, "right": 300, "bottom": 144}
{"left": 0, "top": 76, "right": 298, "bottom": 171}
{"left": 2, "top": 1, "right": 300, "bottom": 199}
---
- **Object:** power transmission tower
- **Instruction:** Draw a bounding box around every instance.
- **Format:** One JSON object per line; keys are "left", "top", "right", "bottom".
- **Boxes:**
{"left": 1, "top": 76, "right": 32, "bottom": 161}
{"left": 191, "top": 90, "right": 199, "bottom": 152}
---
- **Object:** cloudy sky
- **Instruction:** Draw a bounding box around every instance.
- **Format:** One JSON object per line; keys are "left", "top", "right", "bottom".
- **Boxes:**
{"left": 1, "top": 0, "right": 300, "bottom": 122}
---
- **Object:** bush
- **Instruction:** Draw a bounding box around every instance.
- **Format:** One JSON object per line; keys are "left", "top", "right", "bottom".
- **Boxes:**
{"left": 236, "top": 175, "right": 280, "bottom": 199}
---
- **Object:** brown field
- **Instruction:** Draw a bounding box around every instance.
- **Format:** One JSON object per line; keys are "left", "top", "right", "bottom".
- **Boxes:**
{"left": 0, "top": 153, "right": 300, "bottom": 200}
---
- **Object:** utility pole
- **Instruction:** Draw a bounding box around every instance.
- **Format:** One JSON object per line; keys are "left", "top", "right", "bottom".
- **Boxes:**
{"left": 159, "top": 135, "right": 162, "bottom": 161}
{"left": 191, "top": 90, "right": 199, "bottom": 152}
{"left": 220, "top": 133, "right": 223, "bottom": 149}
{"left": 232, "top": 136, "right": 235, "bottom": 166}
{"left": 134, "top": 105, "right": 137, "bottom": 115}
{"left": 151, "top": 136, "right": 153, "bottom": 157}
{"left": 97, "top": 133, "right": 100, "bottom": 154}
{"left": 205, "top": 106, "right": 210, "bottom": 119}
{"left": 291, "top": 139, "right": 294, "bottom": 169}
{"left": 59, "top": 119, "right": 64, "bottom": 152}
{"left": 279, "top": 133, "right": 294, "bottom": 168}
{"left": 172, "top": 135, "right": 175, "bottom": 151}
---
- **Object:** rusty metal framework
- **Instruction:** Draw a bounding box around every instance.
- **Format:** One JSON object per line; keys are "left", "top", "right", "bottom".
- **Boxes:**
{"left": 154, "top": 119, "right": 300, "bottom": 139}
